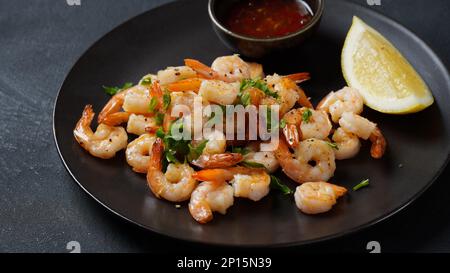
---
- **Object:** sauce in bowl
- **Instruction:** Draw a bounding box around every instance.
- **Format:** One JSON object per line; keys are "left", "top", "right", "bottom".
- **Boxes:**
{"left": 225, "top": 0, "right": 313, "bottom": 39}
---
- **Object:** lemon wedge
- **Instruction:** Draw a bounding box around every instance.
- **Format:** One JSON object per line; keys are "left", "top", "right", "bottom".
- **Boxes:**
{"left": 342, "top": 16, "right": 434, "bottom": 114}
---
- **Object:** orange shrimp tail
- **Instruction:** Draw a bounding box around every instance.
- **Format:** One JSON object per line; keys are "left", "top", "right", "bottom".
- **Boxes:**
{"left": 281, "top": 78, "right": 313, "bottom": 108}
{"left": 285, "top": 72, "right": 311, "bottom": 83}
{"left": 149, "top": 138, "right": 164, "bottom": 171}
{"left": 79, "top": 104, "right": 94, "bottom": 126}
{"left": 331, "top": 184, "right": 348, "bottom": 198}
{"left": 150, "top": 81, "right": 164, "bottom": 110}
{"left": 192, "top": 169, "right": 235, "bottom": 182}
{"left": 101, "top": 112, "right": 131, "bottom": 126}
{"left": 167, "top": 78, "right": 203, "bottom": 92}
{"left": 98, "top": 91, "right": 126, "bottom": 124}
{"left": 369, "top": 127, "right": 387, "bottom": 159}
{"left": 192, "top": 153, "right": 244, "bottom": 169}
{"left": 184, "top": 59, "right": 215, "bottom": 80}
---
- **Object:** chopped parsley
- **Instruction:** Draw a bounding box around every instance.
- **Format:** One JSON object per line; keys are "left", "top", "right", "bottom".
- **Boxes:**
{"left": 302, "top": 108, "right": 313, "bottom": 123}
{"left": 353, "top": 179, "right": 370, "bottom": 191}
{"left": 148, "top": 97, "right": 158, "bottom": 113}
{"left": 240, "top": 78, "right": 278, "bottom": 99}
{"left": 187, "top": 140, "right": 209, "bottom": 162}
{"left": 231, "top": 146, "right": 251, "bottom": 155}
{"left": 162, "top": 91, "right": 171, "bottom": 111}
{"left": 155, "top": 113, "right": 164, "bottom": 126}
{"left": 140, "top": 77, "right": 152, "bottom": 85}
{"left": 270, "top": 175, "right": 293, "bottom": 195}
{"left": 240, "top": 161, "right": 265, "bottom": 168}
{"left": 326, "top": 142, "right": 339, "bottom": 150}
{"left": 102, "top": 82, "right": 133, "bottom": 96}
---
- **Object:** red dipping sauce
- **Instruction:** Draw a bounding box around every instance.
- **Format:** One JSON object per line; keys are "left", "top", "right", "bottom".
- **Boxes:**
{"left": 225, "top": 0, "right": 313, "bottom": 39}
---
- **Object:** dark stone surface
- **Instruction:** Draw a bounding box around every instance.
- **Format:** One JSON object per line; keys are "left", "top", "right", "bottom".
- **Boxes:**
{"left": 0, "top": 0, "right": 448, "bottom": 252}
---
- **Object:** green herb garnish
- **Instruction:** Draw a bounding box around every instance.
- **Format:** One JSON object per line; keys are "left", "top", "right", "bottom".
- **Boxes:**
{"left": 280, "top": 119, "right": 287, "bottom": 129}
{"left": 270, "top": 175, "right": 293, "bottom": 195}
{"left": 240, "top": 79, "right": 278, "bottom": 99}
{"left": 162, "top": 91, "right": 171, "bottom": 111}
{"left": 240, "top": 91, "right": 251, "bottom": 106}
{"left": 102, "top": 82, "right": 133, "bottom": 96}
{"left": 302, "top": 108, "right": 312, "bottom": 123}
{"left": 140, "top": 77, "right": 152, "bottom": 85}
{"left": 353, "top": 179, "right": 370, "bottom": 191}
{"left": 240, "top": 161, "right": 266, "bottom": 168}
{"left": 326, "top": 142, "right": 339, "bottom": 150}
{"left": 148, "top": 97, "right": 158, "bottom": 113}
{"left": 187, "top": 140, "right": 209, "bottom": 162}
{"left": 165, "top": 149, "right": 179, "bottom": 164}
{"left": 155, "top": 113, "right": 164, "bottom": 126}
{"left": 231, "top": 146, "right": 250, "bottom": 155}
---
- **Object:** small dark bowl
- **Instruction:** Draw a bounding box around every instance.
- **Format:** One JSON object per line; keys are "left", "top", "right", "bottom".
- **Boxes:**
{"left": 208, "top": 0, "right": 324, "bottom": 58}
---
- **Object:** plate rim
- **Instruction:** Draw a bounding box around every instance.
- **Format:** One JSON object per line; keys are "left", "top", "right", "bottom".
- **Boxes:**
{"left": 52, "top": 0, "right": 450, "bottom": 248}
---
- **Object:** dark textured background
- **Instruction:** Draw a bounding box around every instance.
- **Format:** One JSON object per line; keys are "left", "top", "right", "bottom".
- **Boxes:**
{"left": 0, "top": 0, "right": 449, "bottom": 253}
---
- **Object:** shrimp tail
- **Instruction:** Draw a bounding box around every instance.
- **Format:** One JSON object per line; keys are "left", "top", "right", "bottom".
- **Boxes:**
{"left": 285, "top": 72, "right": 311, "bottom": 83}
{"left": 149, "top": 138, "right": 163, "bottom": 171}
{"left": 369, "top": 127, "right": 387, "bottom": 159}
{"left": 281, "top": 78, "right": 313, "bottom": 108}
{"left": 184, "top": 58, "right": 233, "bottom": 83}
{"left": 167, "top": 78, "right": 203, "bottom": 92}
{"left": 185, "top": 59, "right": 215, "bottom": 79}
{"left": 331, "top": 184, "right": 348, "bottom": 197}
{"left": 98, "top": 91, "right": 127, "bottom": 124}
{"left": 101, "top": 112, "right": 131, "bottom": 126}
{"left": 191, "top": 153, "right": 244, "bottom": 169}
{"left": 74, "top": 104, "right": 95, "bottom": 146}
{"left": 192, "top": 169, "right": 235, "bottom": 182}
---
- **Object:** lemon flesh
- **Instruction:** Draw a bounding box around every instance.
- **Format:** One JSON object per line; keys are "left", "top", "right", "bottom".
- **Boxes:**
{"left": 342, "top": 16, "right": 434, "bottom": 114}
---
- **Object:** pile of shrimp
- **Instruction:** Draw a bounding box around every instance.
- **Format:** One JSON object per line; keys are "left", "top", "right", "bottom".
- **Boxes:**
{"left": 74, "top": 55, "right": 387, "bottom": 224}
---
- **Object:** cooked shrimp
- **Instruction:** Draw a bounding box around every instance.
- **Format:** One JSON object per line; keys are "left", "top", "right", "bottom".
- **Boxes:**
{"left": 369, "top": 127, "right": 387, "bottom": 159}
{"left": 192, "top": 153, "right": 244, "bottom": 169}
{"left": 74, "top": 105, "right": 128, "bottom": 159}
{"left": 339, "top": 112, "right": 387, "bottom": 159}
{"left": 122, "top": 84, "right": 152, "bottom": 114}
{"left": 295, "top": 182, "right": 347, "bottom": 214}
{"left": 201, "top": 130, "right": 227, "bottom": 155}
{"left": 147, "top": 138, "right": 198, "bottom": 202}
{"left": 317, "top": 87, "right": 364, "bottom": 123}
{"left": 198, "top": 80, "right": 240, "bottom": 105}
{"left": 275, "top": 138, "right": 336, "bottom": 184}
{"left": 98, "top": 89, "right": 129, "bottom": 124}
{"left": 166, "top": 78, "right": 204, "bottom": 92}
{"left": 101, "top": 112, "right": 131, "bottom": 126}
{"left": 263, "top": 74, "right": 312, "bottom": 115}
{"left": 243, "top": 142, "right": 279, "bottom": 173}
{"left": 210, "top": 55, "right": 251, "bottom": 82}
{"left": 138, "top": 74, "right": 157, "bottom": 85}
{"left": 190, "top": 130, "right": 243, "bottom": 168}
{"left": 339, "top": 112, "right": 376, "bottom": 140}
{"left": 193, "top": 167, "right": 271, "bottom": 201}
{"left": 126, "top": 114, "right": 157, "bottom": 135}
{"left": 232, "top": 172, "right": 270, "bottom": 201}
{"left": 332, "top": 127, "right": 361, "bottom": 160}
{"left": 284, "top": 72, "right": 311, "bottom": 83}
{"left": 157, "top": 66, "right": 197, "bottom": 85}
{"left": 282, "top": 108, "right": 332, "bottom": 147}
{"left": 125, "top": 134, "right": 156, "bottom": 173}
{"left": 185, "top": 58, "right": 239, "bottom": 83}
{"left": 248, "top": 62, "right": 264, "bottom": 79}
{"left": 189, "top": 181, "right": 234, "bottom": 224}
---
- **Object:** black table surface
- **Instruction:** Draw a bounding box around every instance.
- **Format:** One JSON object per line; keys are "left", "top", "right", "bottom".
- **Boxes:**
{"left": 0, "top": 0, "right": 449, "bottom": 253}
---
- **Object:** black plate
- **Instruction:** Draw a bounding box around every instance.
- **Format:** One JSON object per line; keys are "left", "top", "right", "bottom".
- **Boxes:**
{"left": 53, "top": 0, "right": 450, "bottom": 247}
